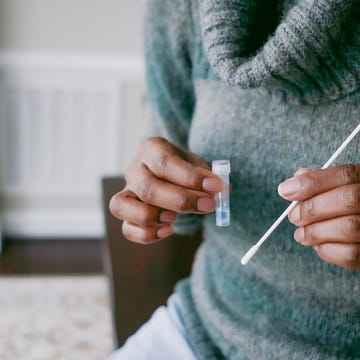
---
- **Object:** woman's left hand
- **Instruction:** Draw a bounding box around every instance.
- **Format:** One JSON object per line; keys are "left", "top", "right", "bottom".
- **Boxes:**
{"left": 278, "top": 164, "right": 360, "bottom": 270}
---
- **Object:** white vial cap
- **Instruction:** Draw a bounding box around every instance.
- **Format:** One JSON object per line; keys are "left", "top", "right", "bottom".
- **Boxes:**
{"left": 212, "top": 160, "right": 230, "bottom": 174}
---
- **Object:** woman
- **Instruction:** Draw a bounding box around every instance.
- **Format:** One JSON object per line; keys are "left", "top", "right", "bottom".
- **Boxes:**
{"left": 110, "top": 0, "right": 360, "bottom": 358}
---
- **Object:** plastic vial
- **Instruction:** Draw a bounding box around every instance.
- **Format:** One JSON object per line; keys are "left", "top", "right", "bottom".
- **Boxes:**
{"left": 212, "top": 160, "right": 230, "bottom": 226}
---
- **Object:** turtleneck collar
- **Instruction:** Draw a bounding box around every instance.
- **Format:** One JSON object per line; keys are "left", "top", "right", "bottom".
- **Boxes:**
{"left": 199, "top": 0, "right": 360, "bottom": 104}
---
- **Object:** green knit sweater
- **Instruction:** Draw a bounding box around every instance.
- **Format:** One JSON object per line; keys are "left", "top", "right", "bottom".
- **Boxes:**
{"left": 144, "top": 0, "right": 360, "bottom": 359}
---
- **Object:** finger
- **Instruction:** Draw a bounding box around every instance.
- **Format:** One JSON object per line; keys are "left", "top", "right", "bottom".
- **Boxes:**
{"left": 294, "top": 168, "right": 313, "bottom": 176}
{"left": 126, "top": 163, "right": 216, "bottom": 213}
{"left": 122, "top": 221, "right": 174, "bottom": 244}
{"left": 314, "top": 243, "right": 360, "bottom": 270}
{"left": 139, "top": 137, "right": 223, "bottom": 193}
{"left": 288, "top": 184, "right": 360, "bottom": 226}
{"left": 293, "top": 215, "right": 360, "bottom": 246}
{"left": 174, "top": 143, "right": 212, "bottom": 169}
{"left": 109, "top": 189, "right": 177, "bottom": 226}
{"left": 278, "top": 163, "right": 360, "bottom": 201}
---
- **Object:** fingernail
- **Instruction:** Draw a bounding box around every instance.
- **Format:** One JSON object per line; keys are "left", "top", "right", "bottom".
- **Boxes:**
{"left": 289, "top": 206, "right": 301, "bottom": 223}
{"left": 294, "top": 227, "right": 305, "bottom": 243}
{"left": 197, "top": 197, "right": 216, "bottom": 212}
{"left": 278, "top": 177, "right": 300, "bottom": 197}
{"left": 159, "top": 211, "right": 177, "bottom": 223}
{"left": 157, "top": 226, "right": 173, "bottom": 238}
{"left": 202, "top": 177, "right": 223, "bottom": 192}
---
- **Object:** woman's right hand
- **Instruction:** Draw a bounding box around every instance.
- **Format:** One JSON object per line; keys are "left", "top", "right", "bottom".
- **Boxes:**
{"left": 109, "top": 137, "right": 223, "bottom": 244}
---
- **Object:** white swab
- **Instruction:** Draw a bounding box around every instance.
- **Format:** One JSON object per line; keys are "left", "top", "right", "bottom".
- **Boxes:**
{"left": 241, "top": 122, "right": 360, "bottom": 265}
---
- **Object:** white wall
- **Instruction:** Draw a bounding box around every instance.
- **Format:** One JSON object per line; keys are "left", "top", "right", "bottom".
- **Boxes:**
{"left": 0, "top": 0, "right": 144, "bottom": 55}
{"left": 0, "top": 1, "right": 147, "bottom": 238}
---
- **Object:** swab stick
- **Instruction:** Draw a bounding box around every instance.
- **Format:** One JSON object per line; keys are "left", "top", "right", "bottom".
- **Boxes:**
{"left": 241, "top": 122, "right": 360, "bottom": 265}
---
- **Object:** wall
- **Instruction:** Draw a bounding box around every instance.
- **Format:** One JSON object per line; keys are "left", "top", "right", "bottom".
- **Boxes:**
{"left": 0, "top": 0, "right": 144, "bottom": 55}
{"left": 0, "top": 1, "right": 146, "bottom": 238}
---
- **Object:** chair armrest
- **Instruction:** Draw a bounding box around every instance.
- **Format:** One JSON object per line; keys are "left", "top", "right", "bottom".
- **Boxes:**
{"left": 101, "top": 177, "right": 202, "bottom": 347}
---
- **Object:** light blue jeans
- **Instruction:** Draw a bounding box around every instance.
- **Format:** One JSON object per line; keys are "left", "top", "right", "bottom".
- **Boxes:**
{"left": 109, "top": 294, "right": 197, "bottom": 360}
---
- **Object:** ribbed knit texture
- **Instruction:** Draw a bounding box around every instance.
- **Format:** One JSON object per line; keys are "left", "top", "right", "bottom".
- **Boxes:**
{"left": 144, "top": 0, "right": 360, "bottom": 358}
{"left": 199, "top": 0, "right": 360, "bottom": 104}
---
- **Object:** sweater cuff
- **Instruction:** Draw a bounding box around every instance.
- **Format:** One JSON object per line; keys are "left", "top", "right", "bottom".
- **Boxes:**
{"left": 173, "top": 213, "right": 203, "bottom": 235}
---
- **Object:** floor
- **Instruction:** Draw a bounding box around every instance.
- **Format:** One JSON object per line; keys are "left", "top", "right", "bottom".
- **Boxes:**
{"left": 0, "top": 238, "right": 114, "bottom": 360}
{"left": 0, "top": 275, "right": 114, "bottom": 360}
{"left": 0, "top": 238, "right": 103, "bottom": 274}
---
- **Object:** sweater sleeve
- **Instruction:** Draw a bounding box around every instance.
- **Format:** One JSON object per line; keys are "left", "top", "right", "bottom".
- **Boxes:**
{"left": 143, "top": 0, "right": 195, "bottom": 147}
{"left": 143, "top": 0, "right": 203, "bottom": 234}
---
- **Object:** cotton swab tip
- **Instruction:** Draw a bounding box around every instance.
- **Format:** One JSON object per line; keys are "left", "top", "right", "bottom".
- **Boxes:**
{"left": 241, "top": 245, "right": 259, "bottom": 265}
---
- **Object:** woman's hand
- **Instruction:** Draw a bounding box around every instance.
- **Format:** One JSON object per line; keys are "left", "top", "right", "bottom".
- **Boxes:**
{"left": 109, "top": 137, "right": 223, "bottom": 244}
{"left": 278, "top": 164, "right": 360, "bottom": 270}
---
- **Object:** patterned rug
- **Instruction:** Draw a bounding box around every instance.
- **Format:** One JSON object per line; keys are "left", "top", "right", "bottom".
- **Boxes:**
{"left": 0, "top": 276, "right": 114, "bottom": 360}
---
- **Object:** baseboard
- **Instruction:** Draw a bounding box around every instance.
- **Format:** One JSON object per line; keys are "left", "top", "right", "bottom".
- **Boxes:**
{"left": 0, "top": 238, "right": 104, "bottom": 274}
{"left": 1, "top": 209, "right": 104, "bottom": 238}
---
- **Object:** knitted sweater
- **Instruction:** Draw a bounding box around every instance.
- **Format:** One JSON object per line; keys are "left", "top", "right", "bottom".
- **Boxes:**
{"left": 144, "top": 0, "right": 360, "bottom": 359}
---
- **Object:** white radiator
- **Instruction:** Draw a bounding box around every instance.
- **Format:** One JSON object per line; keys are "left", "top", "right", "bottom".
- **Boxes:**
{"left": 0, "top": 52, "right": 146, "bottom": 238}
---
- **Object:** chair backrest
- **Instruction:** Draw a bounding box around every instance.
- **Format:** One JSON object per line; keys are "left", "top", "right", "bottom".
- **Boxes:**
{"left": 101, "top": 177, "right": 202, "bottom": 348}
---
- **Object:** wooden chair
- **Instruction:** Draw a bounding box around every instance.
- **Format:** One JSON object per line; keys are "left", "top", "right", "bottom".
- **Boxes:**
{"left": 101, "top": 177, "right": 202, "bottom": 348}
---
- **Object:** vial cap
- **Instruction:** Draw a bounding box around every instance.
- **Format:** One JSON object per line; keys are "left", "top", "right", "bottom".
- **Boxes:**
{"left": 212, "top": 160, "right": 230, "bottom": 174}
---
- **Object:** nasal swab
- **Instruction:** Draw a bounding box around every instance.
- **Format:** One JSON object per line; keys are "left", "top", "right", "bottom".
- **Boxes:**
{"left": 241, "top": 122, "right": 360, "bottom": 265}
